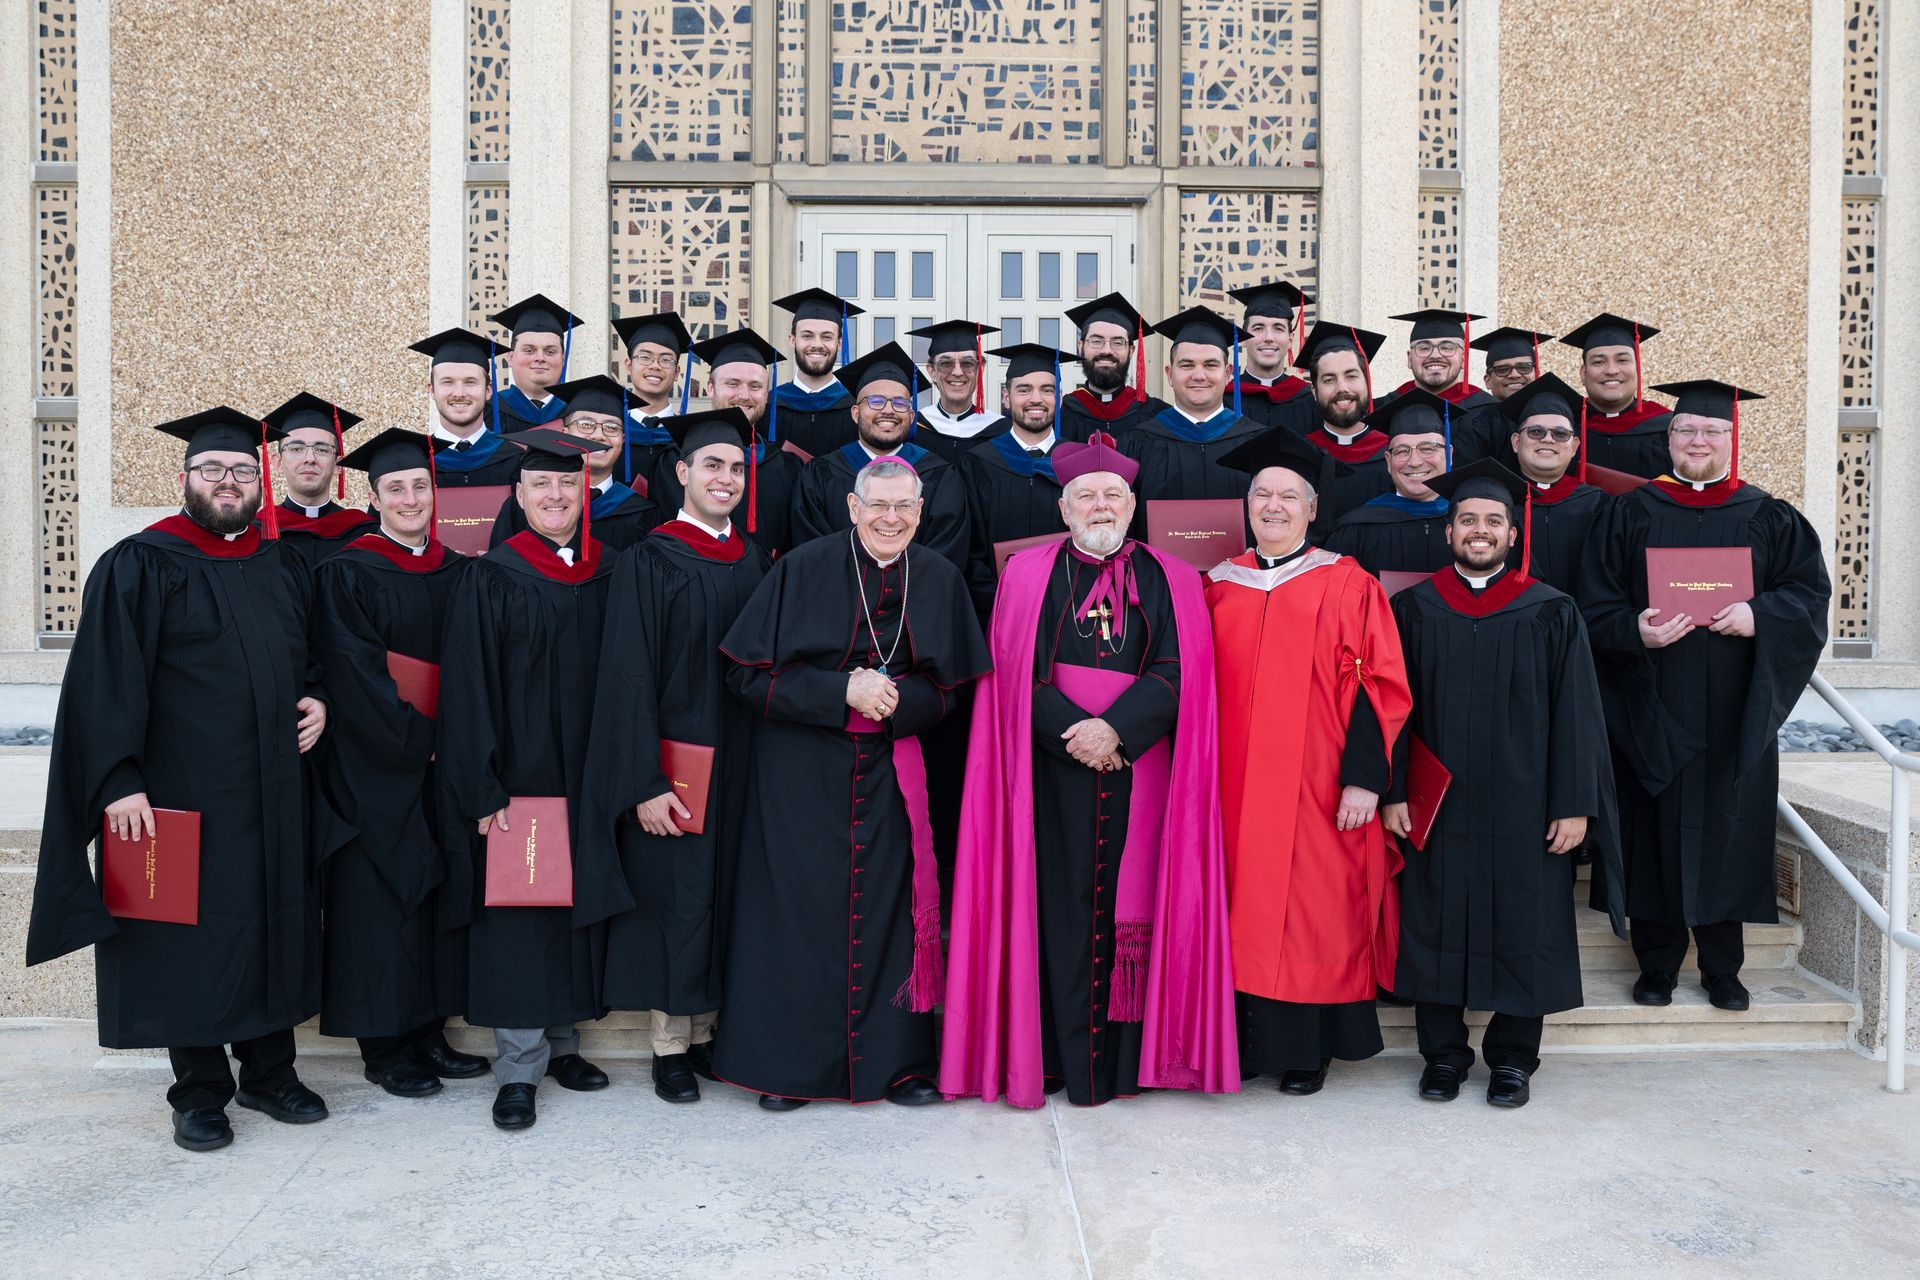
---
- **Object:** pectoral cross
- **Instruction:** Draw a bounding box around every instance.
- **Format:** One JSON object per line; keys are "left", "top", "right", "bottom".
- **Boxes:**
{"left": 1092, "top": 602, "right": 1113, "bottom": 644}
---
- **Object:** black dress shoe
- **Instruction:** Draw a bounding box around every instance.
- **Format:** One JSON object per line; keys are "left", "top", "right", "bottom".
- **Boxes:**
{"left": 1632, "top": 972, "right": 1676, "bottom": 1006}
{"left": 234, "top": 1080, "right": 329, "bottom": 1124}
{"left": 1043, "top": 1078, "right": 1067, "bottom": 1096}
{"left": 758, "top": 1093, "right": 810, "bottom": 1112}
{"left": 887, "top": 1076, "right": 943, "bottom": 1106}
{"left": 1418, "top": 1062, "right": 1461, "bottom": 1101}
{"left": 363, "top": 1060, "right": 444, "bottom": 1098}
{"left": 418, "top": 1037, "right": 491, "bottom": 1080}
{"left": 1486, "top": 1065, "right": 1531, "bottom": 1108}
{"left": 686, "top": 1041, "right": 717, "bottom": 1082}
{"left": 1278, "top": 1060, "right": 1330, "bottom": 1096}
{"left": 172, "top": 1106, "right": 233, "bottom": 1152}
{"left": 545, "top": 1053, "right": 610, "bottom": 1092}
{"left": 1705, "top": 974, "right": 1751, "bottom": 1011}
{"left": 652, "top": 1053, "right": 700, "bottom": 1104}
{"left": 492, "top": 1083, "right": 537, "bottom": 1129}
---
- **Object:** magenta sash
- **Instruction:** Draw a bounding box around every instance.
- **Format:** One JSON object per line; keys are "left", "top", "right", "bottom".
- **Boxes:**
{"left": 847, "top": 710, "right": 942, "bottom": 1012}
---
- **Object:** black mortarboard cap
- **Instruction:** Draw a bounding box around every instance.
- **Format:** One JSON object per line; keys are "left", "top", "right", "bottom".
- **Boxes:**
{"left": 1065, "top": 291, "right": 1148, "bottom": 336}
{"left": 340, "top": 427, "right": 436, "bottom": 485}
{"left": 1151, "top": 305, "right": 1247, "bottom": 354}
{"left": 502, "top": 427, "right": 606, "bottom": 474}
{"left": 1227, "top": 280, "right": 1311, "bottom": 320}
{"left": 690, "top": 326, "right": 782, "bottom": 371}
{"left": 263, "top": 392, "right": 363, "bottom": 437}
{"left": 1424, "top": 457, "right": 1528, "bottom": 511}
{"left": 832, "top": 342, "right": 917, "bottom": 396}
{"left": 489, "top": 293, "right": 584, "bottom": 340}
{"left": 1216, "top": 425, "right": 1351, "bottom": 484}
{"left": 1498, "top": 373, "right": 1583, "bottom": 426}
{"left": 773, "top": 287, "right": 865, "bottom": 327}
{"left": 155, "top": 406, "right": 280, "bottom": 460}
{"left": 1390, "top": 308, "right": 1485, "bottom": 342}
{"left": 661, "top": 406, "right": 754, "bottom": 457}
{"left": 907, "top": 320, "right": 1000, "bottom": 360}
{"left": 545, "top": 374, "right": 628, "bottom": 420}
{"left": 1471, "top": 326, "right": 1555, "bottom": 364}
{"left": 991, "top": 343, "right": 1081, "bottom": 381}
{"left": 1363, "top": 387, "right": 1452, "bottom": 438}
{"left": 1558, "top": 313, "right": 1660, "bottom": 352}
{"left": 409, "top": 326, "right": 506, "bottom": 368}
{"left": 1650, "top": 379, "right": 1763, "bottom": 421}
{"left": 612, "top": 310, "right": 692, "bottom": 356}
{"left": 1295, "top": 319, "right": 1386, "bottom": 372}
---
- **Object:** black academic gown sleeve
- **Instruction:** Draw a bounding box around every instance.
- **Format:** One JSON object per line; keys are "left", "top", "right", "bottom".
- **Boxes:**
{"left": 1736, "top": 501, "right": 1832, "bottom": 773}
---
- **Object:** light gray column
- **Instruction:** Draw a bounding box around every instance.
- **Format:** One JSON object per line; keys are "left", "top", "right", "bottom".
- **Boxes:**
{"left": 1873, "top": 4, "right": 1919, "bottom": 664}
{"left": 428, "top": 0, "right": 468, "bottom": 330}
{"left": 0, "top": 10, "right": 37, "bottom": 653}
{"left": 568, "top": 0, "right": 612, "bottom": 375}
{"left": 1458, "top": 0, "right": 1501, "bottom": 324}
{"left": 507, "top": 0, "right": 575, "bottom": 321}
{"left": 1802, "top": 0, "right": 1842, "bottom": 649}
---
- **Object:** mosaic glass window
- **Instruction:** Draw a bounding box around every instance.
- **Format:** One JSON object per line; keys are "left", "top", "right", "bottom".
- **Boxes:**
{"left": 1419, "top": 0, "right": 1460, "bottom": 171}
{"left": 778, "top": 0, "right": 808, "bottom": 161}
{"left": 37, "top": 1, "right": 77, "bottom": 164}
{"left": 38, "top": 417, "right": 80, "bottom": 635}
{"left": 1417, "top": 190, "right": 1460, "bottom": 310}
{"left": 611, "top": 2, "right": 754, "bottom": 163}
{"left": 468, "top": 3, "right": 510, "bottom": 164}
{"left": 37, "top": 185, "right": 77, "bottom": 400}
{"left": 1181, "top": 1, "right": 1318, "bottom": 168}
{"left": 1840, "top": 199, "right": 1877, "bottom": 409}
{"left": 831, "top": 0, "right": 1103, "bottom": 164}
{"left": 1843, "top": 0, "right": 1879, "bottom": 177}
{"left": 466, "top": 185, "right": 510, "bottom": 332}
{"left": 1179, "top": 191, "right": 1319, "bottom": 316}
{"left": 1834, "top": 430, "right": 1874, "bottom": 640}
{"left": 609, "top": 187, "right": 753, "bottom": 352}
{"left": 1126, "top": 0, "right": 1157, "bottom": 165}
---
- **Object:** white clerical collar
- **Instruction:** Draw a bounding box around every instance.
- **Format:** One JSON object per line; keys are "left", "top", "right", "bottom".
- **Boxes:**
{"left": 858, "top": 540, "right": 902, "bottom": 568}
{"left": 1327, "top": 425, "right": 1367, "bottom": 445}
{"left": 1532, "top": 476, "right": 1563, "bottom": 490}
{"left": 593, "top": 477, "right": 613, "bottom": 495}
{"left": 923, "top": 404, "right": 997, "bottom": 437}
{"left": 555, "top": 544, "right": 575, "bottom": 566}
{"left": 859, "top": 441, "right": 902, "bottom": 462}
{"left": 1455, "top": 566, "right": 1499, "bottom": 589}
{"left": 1169, "top": 403, "right": 1226, "bottom": 427}
{"left": 676, "top": 508, "right": 733, "bottom": 539}
{"left": 1069, "top": 537, "right": 1123, "bottom": 561}
{"left": 222, "top": 530, "right": 242, "bottom": 542}
{"left": 432, "top": 422, "right": 486, "bottom": 446}
{"left": 1011, "top": 429, "right": 1057, "bottom": 453}
{"left": 1256, "top": 540, "right": 1310, "bottom": 568}
{"left": 1247, "top": 373, "right": 1281, "bottom": 388}
{"left": 382, "top": 527, "right": 429, "bottom": 554}
{"left": 794, "top": 371, "right": 837, "bottom": 395}
{"left": 297, "top": 502, "right": 326, "bottom": 518}
{"left": 1596, "top": 404, "right": 1634, "bottom": 418}
{"left": 1686, "top": 469, "right": 1731, "bottom": 491}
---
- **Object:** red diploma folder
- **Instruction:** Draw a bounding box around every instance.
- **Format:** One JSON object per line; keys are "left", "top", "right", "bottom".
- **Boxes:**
{"left": 1379, "top": 570, "right": 1429, "bottom": 598}
{"left": 1405, "top": 737, "right": 1451, "bottom": 853}
{"left": 1585, "top": 464, "right": 1649, "bottom": 497}
{"left": 994, "top": 533, "right": 1062, "bottom": 576}
{"left": 1146, "top": 499, "right": 1247, "bottom": 572}
{"left": 434, "top": 484, "right": 510, "bottom": 558}
{"left": 100, "top": 808, "right": 201, "bottom": 925}
{"left": 484, "top": 797, "right": 573, "bottom": 907}
{"left": 659, "top": 739, "right": 714, "bottom": 835}
{"left": 781, "top": 439, "right": 814, "bottom": 464}
{"left": 1645, "top": 546, "right": 1754, "bottom": 622}
{"left": 631, "top": 474, "right": 650, "bottom": 500}
{"left": 385, "top": 651, "right": 440, "bottom": 720}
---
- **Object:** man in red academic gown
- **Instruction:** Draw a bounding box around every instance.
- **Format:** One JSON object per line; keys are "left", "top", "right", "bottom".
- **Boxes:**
{"left": 1205, "top": 428, "right": 1412, "bottom": 1095}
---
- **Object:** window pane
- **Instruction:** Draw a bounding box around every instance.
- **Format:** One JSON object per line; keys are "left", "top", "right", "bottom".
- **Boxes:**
{"left": 1038, "top": 253, "right": 1061, "bottom": 300}
{"left": 1000, "top": 317, "right": 1023, "bottom": 346}
{"left": 1076, "top": 252, "right": 1099, "bottom": 299}
{"left": 1001, "top": 251, "right": 1023, "bottom": 299}
{"left": 908, "top": 331, "right": 929, "bottom": 363}
{"left": 842, "top": 317, "right": 858, "bottom": 354}
{"left": 836, "top": 250, "right": 858, "bottom": 299}
{"left": 873, "top": 252, "right": 896, "bottom": 300}
{"left": 873, "top": 317, "right": 895, "bottom": 347}
{"left": 1039, "top": 317, "right": 1060, "bottom": 350}
{"left": 911, "top": 252, "right": 933, "bottom": 299}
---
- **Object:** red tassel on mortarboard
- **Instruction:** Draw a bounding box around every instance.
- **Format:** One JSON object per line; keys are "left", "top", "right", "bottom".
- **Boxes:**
{"left": 332, "top": 404, "right": 345, "bottom": 500}
{"left": 748, "top": 436, "right": 759, "bottom": 534}
{"left": 258, "top": 422, "right": 280, "bottom": 539}
{"left": 1459, "top": 315, "right": 1471, "bottom": 392}
{"left": 1293, "top": 298, "right": 1305, "bottom": 365}
{"left": 426, "top": 427, "right": 439, "bottom": 540}
{"left": 1521, "top": 485, "right": 1534, "bottom": 580}
{"left": 1579, "top": 398, "right": 1590, "bottom": 485}
{"left": 1134, "top": 319, "right": 1146, "bottom": 394}
{"left": 1731, "top": 391, "right": 1740, "bottom": 484}
{"left": 1632, "top": 323, "right": 1644, "bottom": 412}
{"left": 972, "top": 323, "right": 985, "bottom": 416}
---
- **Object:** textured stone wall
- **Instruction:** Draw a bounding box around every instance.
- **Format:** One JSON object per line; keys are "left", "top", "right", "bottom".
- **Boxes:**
{"left": 110, "top": 1, "right": 432, "bottom": 505}
{"left": 1499, "top": 0, "right": 1812, "bottom": 503}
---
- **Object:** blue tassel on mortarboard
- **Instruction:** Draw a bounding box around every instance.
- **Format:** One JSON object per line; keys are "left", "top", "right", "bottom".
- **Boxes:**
{"left": 622, "top": 383, "right": 632, "bottom": 485}
{"left": 840, "top": 301, "right": 851, "bottom": 366}
{"left": 1232, "top": 333, "right": 1243, "bottom": 416}
{"left": 561, "top": 325, "right": 572, "bottom": 382}
{"left": 679, "top": 351, "right": 694, "bottom": 416}
{"left": 489, "top": 352, "right": 501, "bottom": 438}
{"left": 1443, "top": 400, "right": 1453, "bottom": 470}
{"left": 1053, "top": 348, "right": 1062, "bottom": 425}
{"left": 768, "top": 356, "right": 780, "bottom": 443}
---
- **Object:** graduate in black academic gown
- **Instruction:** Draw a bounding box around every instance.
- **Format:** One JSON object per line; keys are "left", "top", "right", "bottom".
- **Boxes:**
{"left": 611, "top": 309, "right": 693, "bottom": 493}
{"left": 1579, "top": 380, "right": 1830, "bottom": 1011}
{"left": 1380, "top": 308, "right": 1501, "bottom": 465}
{"left": 715, "top": 455, "right": 991, "bottom": 1108}
{"left": 908, "top": 319, "right": 1007, "bottom": 462}
{"left": 1558, "top": 313, "right": 1674, "bottom": 480}
{"left": 1228, "top": 280, "right": 1318, "bottom": 436}
{"left": 487, "top": 376, "right": 661, "bottom": 555}
{"left": 1386, "top": 459, "right": 1624, "bottom": 1108}
{"left": 1498, "top": 373, "right": 1609, "bottom": 595}
{"left": 1471, "top": 325, "right": 1555, "bottom": 406}
{"left": 1294, "top": 320, "right": 1394, "bottom": 520}
{"left": 790, "top": 342, "right": 973, "bottom": 568}
{"left": 412, "top": 327, "right": 521, "bottom": 487}
{"left": 647, "top": 327, "right": 805, "bottom": 559}
{"left": 1325, "top": 388, "right": 1458, "bottom": 577}
{"left": 261, "top": 393, "right": 374, "bottom": 566}
{"left": 580, "top": 408, "right": 771, "bottom": 1105}
{"left": 958, "top": 343, "right": 1075, "bottom": 617}
{"left": 488, "top": 293, "right": 584, "bottom": 433}
{"left": 27, "top": 408, "right": 332, "bottom": 1151}
{"left": 312, "top": 428, "right": 490, "bottom": 1096}
{"left": 1059, "top": 292, "right": 1166, "bottom": 442}
{"left": 770, "top": 287, "right": 864, "bottom": 457}
{"left": 436, "top": 433, "right": 630, "bottom": 1131}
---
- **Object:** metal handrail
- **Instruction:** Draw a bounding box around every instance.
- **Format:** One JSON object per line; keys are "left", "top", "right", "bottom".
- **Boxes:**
{"left": 1781, "top": 672, "right": 1917, "bottom": 1094}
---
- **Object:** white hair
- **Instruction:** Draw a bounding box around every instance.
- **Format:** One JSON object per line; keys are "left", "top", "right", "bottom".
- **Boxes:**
{"left": 1248, "top": 468, "right": 1317, "bottom": 500}
{"left": 853, "top": 457, "right": 923, "bottom": 501}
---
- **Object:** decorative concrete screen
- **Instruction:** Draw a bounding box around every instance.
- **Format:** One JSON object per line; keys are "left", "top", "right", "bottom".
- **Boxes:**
{"left": 466, "top": 3, "right": 510, "bottom": 331}
{"left": 609, "top": 186, "right": 755, "bottom": 353}
{"left": 611, "top": 1, "right": 755, "bottom": 164}
{"left": 1180, "top": 0, "right": 1318, "bottom": 168}
{"left": 1179, "top": 191, "right": 1319, "bottom": 319}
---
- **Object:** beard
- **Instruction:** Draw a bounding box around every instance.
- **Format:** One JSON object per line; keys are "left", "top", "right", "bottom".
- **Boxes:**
{"left": 1069, "top": 517, "right": 1126, "bottom": 556}
{"left": 795, "top": 348, "right": 836, "bottom": 379}
{"left": 1451, "top": 537, "right": 1509, "bottom": 574}
{"left": 1673, "top": 454, "right": 1726, "bottom": 483}
{"left": 1082, "top": 356, "right": 1127, "bottom": 395}
{"left": 439, "top": 395, "right": 485, "bottom": 429}
{"left": 184, "top": 483, "right": 261, "bottom": 535}
{"left": 1317, "top": 393, "right": 1366, "bottom": 431}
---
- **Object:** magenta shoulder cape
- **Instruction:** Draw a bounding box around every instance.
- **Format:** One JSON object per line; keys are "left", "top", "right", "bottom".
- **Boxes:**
{"left": 938, "top": 539, "right": 1240, "bottom": 1106}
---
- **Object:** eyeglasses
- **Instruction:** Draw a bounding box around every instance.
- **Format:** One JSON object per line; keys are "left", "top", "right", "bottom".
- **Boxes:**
{"left": 1488, "top": 360, "right": 1536, "bottom": 377}
{"left": 931, "top": 357, "right": 979, "bottom": 375}
{"left": 1410, "top": 340, "right": 1464, "bottom": 356}
{"left": 1386, "top": 443, "right": 1448, "bottom": 461}
{"left": 190, "top": 463, "right": 262, "bottom": 483}
{"left": 858, "top": 499, "right": 921, "bottom": 517}
{"left": 279, "top": 442, "right": 336, "bottom": 460}
{"left": 628, "top": 353, "right": 678, "bottom": 370}
{"left": 862, "top": 396, "right": 914, "bottom": 412}
{"left": 1669, "top": 425, "right": 1733, "bottom": 440}
{"left": 567, "top": 420, "right": 625, "bottom": 439}
{"left": 1081, "top": 336, "right": 1131, "bottom": 353}
{"left": 1521, "top": 425, "right": 1577, "bottom": 443}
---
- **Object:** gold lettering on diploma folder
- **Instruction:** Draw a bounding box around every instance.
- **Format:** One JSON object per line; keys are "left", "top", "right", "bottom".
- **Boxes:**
{"left": 525, "top": 816, "right": 538, "bottom": 885}
{"left": 1167, "top": 528, "right": 1229, "bottom": 541}
{"left": 1672, "top": 581, "right": 1735, "bottom": 592}
{"left": 145, "top": 838, "right": 157, "bottom": 900}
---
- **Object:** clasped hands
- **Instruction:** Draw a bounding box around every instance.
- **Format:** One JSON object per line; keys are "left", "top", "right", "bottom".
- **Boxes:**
{"left": 1639, "top": 600, "right": 1754, "bottom": 648}
{"left": 845, "top": 667, "right": 899, "bottom": 721}
{"left": 1063, "top": 717, "right": 1125, "bottom": 773}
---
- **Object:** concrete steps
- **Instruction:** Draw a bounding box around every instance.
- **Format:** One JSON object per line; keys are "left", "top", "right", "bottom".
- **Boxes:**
{"left": 1575, "top": 909, "right": 1800, "bottom": 970}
